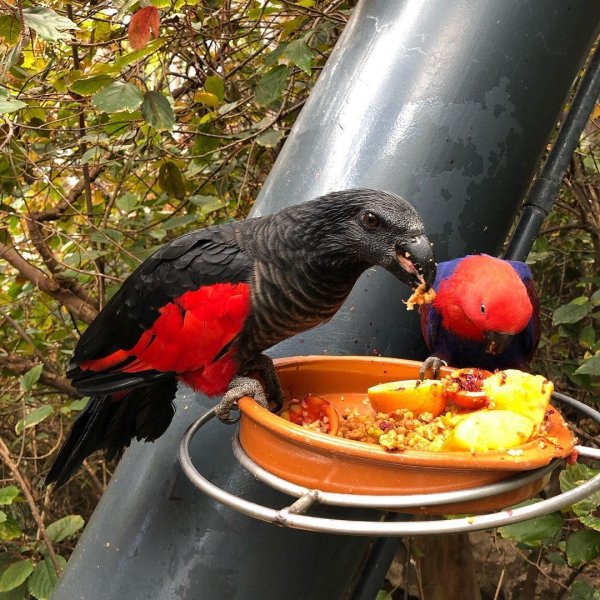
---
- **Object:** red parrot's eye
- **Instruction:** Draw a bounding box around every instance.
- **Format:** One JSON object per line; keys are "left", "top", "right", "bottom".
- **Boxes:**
{"left": 362, "top": 211, "right": 380, "bottom": 228}
{"left": 480, "top": 304, "right": 486, "bottom": 314}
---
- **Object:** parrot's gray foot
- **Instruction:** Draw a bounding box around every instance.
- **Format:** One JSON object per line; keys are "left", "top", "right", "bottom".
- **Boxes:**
{"left": 419, "top": 356, "right": 448, "bottom": 380}
{"left": 251, "top": 353, "right": 285, "bottom": 411}
{"left": 215, "top": 376, "right": 268, "bottom": 424}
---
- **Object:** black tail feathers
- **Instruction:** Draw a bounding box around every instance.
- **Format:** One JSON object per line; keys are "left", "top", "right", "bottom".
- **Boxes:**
{"left": 46, "top": 377, "right": 177, "bottom": 487}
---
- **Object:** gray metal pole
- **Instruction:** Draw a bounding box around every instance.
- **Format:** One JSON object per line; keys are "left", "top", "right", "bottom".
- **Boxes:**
{"left": 504, "top": 43, "right": 600, "bottom": 262}
{"left": 53, "top": 2, "right": 600, "bottom": 599}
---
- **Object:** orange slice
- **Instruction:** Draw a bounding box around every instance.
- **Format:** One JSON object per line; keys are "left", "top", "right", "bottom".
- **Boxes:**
{"left": 367, "top": 379, "right": 447, "bottom": 416}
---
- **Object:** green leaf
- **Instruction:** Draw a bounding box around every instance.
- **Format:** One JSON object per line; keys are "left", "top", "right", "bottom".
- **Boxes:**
{"left": 22, "top": 7, "right": 78, "bottom": 42}
{"left": 591, "top": 289, "right": 600, "bottom": 307}
{"left": 141, "top": 91, "right": 175, "bottom": 131}
{"left": 60, "top": 396, "right": 90, "bottom": 415}
{"left": 46, "top": 515, "right": 84, "bottom": 543}
{"left": 80, "top": 147, "right": 104, "bottom": 165}
{"left": 0, "top": 560, "right": 33, "bottom": 593}
{"left": 566, "top": 579, "right": 600, "bottom": 600}
{"left": 90, "top": 228, "right": 123, "bottom": 244}
{"left": 20, "top": 364, "right": 43, "bottom": 392}
{"left": 69, "top": 75, "right": 114, "bottom": 96}
{"left": 0, "top": 487, "right": 19, "bottom": 506}
{"left": 0, "top": 15, "right": 21, "bottom": 45}
{"left": 27, "top": 555, "right": 65, "bottom": 600}
{"left": 526, "top": 250, "right": 552, "bottom": 264}
{"left": 0, "top": 511, "right": 6, "bottom": 524}
{"left": 102, "top": 111, "right": 142, "bottom": 135}
{"left": 0, "top": 583, "right": 27, "bottom": 600}
{"left": 560, "top": 464, "right": 600, "bottom": 531}
{"left": 283, "top": 39, "right": 313, "bottom": 73}
{"left": 69, "top": 397, "right": 89, "bottom": 411}
{"left": 254, "top": 65, "right": 292, "bottom": 107}
{"left": 375, "top": 592, "right": 393, "bottom": 600}
{"left": 112, "top": 38, "right": 166, "bottom": 73}
{"left": 578, "top": 324, "right": 595, "bottom": 349}
{"left": 256, "top": 129, "right": 285, "bottom": 148}
{"left": 544, "top": 551, "right": 566, "bottom": 566}
{"left": 498, "top": 505, "right": 563, "bottom": 547}
{"left": 92, "top": 82, "right": 144, "bottom": 114}
{"left": 188, "top": 195, "right": 224, "bottom": 214}
{"left": 205, "top": 76, "right": 225, "bottom": 102}
{"left": 0, "top": 88, "right": 26, "bottom": 114}
{"left": 574, "top": 354, "right": 600, "bottom": 376}
{"left": 188, "top": 194, "right": 219, "bottom": 207}
{"left": 158, "top": 162, "right": 186, "bottom": 199}
{"left": 0, "top": 516, "right": 22, "bottom": 541}
{"left": 4, "top": 42, "right": 22, "bottom": 71}
{"left": 566, "top": 530, "right": 600, "bottom": 567}
{"left": 115, "top": 194, "right": 138, "bottom": 213}
{"left": 248, "top": 6, "right": 279, "bottom": 19}
{"left": 195, "top": 91, "right": 219, "bottom": 107}
{"left": 15, "top": 405, "right": 54, "bottom": 435}
{"left": 553, "top": 300, "right": 591, "bottom": 325}
{"left": 194, "top": 124, "right": 221, "bottom": 155}
{"left": 162, "top": 215, "right": 197, "bottom": 230}
{"left": 263, "top": 44, "right": 287, "bottom": 68}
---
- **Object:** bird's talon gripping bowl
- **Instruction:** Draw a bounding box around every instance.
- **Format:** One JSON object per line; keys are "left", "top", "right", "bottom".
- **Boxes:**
{"left": 216, "top": 376, "right": 269, "bottom": 425}
{"left": 215, "top": 405, "right": 241, "bottom": 425}
{"left": 419, "top": 356, "right": 447, "bottom": 380}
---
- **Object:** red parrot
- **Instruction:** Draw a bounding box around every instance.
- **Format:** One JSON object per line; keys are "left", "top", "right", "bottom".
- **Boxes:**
{"left": 419, "top": 254, "right": 540, "bottom": 377}
{"left": 46, "top": 189, "right": 436, "bottom": 485}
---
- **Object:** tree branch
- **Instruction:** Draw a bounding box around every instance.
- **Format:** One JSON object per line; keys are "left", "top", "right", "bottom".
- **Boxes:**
{"left": 0, "top": 238, "right": 98, "bottom": 324}
{"left": 32, "top": 165, "right": 103, "bottom": 223}
{"left": 0, "top": 355, "right": 78, "bottom": 397}
{"left": 0, "top": 309, "right": 58, "bottom": 373}
{"left": 0, "top": 436, "right": 62, "bottom": 576}
{"left": 24, "top": 219, "right": 100, "bottom": 311}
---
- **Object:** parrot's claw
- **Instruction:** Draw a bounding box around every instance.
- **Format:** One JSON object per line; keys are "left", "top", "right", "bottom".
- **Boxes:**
{"left": 253, "top": 354, "right": 285, "bottom": 411}
{"left": 419, "top": 356, "right": 448, "bottom": 380}
{"left": 215, "top": 376, "right": 269, "bottom": 424}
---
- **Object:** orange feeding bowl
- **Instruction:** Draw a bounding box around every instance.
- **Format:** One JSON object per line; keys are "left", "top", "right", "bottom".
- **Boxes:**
{"left": 237, "top": 356, "right": 575, "bottom": 514}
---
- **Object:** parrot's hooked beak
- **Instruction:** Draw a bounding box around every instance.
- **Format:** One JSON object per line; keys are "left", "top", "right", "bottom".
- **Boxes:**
{"left": 395, "top": 235, "right": 437, "bottom": 290}
{"left": 484, "top": 331, "right": 513, "bottom": 354}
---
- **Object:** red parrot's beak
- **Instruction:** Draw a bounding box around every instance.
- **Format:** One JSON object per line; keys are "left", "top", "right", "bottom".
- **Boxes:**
{"left": 484, "top": 331, "right": 513, "bottom": 354}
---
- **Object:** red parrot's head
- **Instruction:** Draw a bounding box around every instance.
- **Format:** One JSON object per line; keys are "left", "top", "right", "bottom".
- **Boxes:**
{"left": 434, "top": 255, "right": 533, "bottom": 354}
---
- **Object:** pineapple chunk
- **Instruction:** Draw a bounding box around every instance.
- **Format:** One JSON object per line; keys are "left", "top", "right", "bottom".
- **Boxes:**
{"left": 444, "top": 410, "right": 535, "bottom": 452}
{"left": 482, "top": 370, "right": 553, "bottom": 427}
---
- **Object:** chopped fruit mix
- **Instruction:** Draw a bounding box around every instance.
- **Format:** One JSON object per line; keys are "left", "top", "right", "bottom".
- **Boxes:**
{"left": 442, "top": 368, "right": 491, "bottom": 409}
{"left": 405, "top": 283, "right": 437, "bottom": 311}
{"left": 277, "top": 368, "right": 560, "bottom": 454}
{"left": 280, "top": 394, "right": 339, "bottom": 435}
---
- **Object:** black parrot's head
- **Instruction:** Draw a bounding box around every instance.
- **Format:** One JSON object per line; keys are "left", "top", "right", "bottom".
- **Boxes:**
{"left": 302, "top": 189, "right": 436, "bottom": 290}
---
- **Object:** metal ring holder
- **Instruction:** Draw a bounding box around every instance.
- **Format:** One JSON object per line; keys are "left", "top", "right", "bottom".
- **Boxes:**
{"left": 179, "top": 392, "right": 600, "bottom": 536}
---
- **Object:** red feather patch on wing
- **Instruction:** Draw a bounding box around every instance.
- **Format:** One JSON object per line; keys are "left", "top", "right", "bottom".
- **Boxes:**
{"left": 80, "top": 282, "right": 251, "bottom": 393}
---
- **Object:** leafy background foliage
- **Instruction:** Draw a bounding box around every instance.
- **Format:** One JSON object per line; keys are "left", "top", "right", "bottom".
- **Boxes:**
{"left": 0, "top": 0, "right": 597, "bottom": 598}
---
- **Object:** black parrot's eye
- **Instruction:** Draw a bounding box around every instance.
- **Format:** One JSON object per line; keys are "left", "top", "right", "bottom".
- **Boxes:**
{"left": 480, "top": 304, "right": 486, "bottom": 314}
{"left": 362, "top": 211, "right": 380, "bottom": 229}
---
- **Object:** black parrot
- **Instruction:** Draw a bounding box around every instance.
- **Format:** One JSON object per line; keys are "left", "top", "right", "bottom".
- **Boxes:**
{"left": 46, "top": 189, "right": 436, "bottom": 486}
